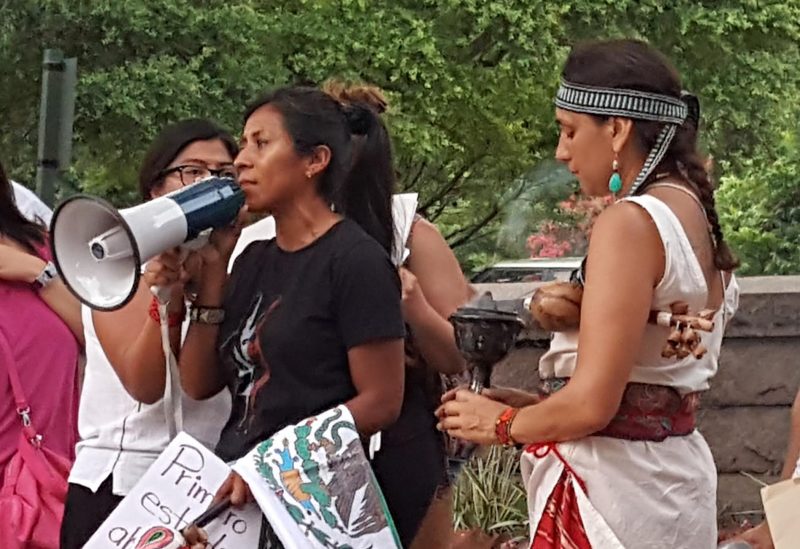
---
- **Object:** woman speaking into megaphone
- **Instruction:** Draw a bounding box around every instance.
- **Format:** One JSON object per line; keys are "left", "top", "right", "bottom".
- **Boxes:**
{"left": 61, "top": 120, "right": 242, "bottom": 549}
{"left": 150, "top": 87, "right": 412, "bottom": 547}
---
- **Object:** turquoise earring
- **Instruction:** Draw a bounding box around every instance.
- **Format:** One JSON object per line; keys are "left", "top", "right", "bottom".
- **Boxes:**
{"left": 608, "top": 155, "right": 622, "bottom": 194}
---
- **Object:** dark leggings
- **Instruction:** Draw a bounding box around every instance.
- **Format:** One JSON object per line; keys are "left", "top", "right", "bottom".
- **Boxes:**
{"left": 60, "top": 476, "right": 124, "bottom": 549}
{"left": 370, "top": 428, "right": 447, "bottom": 548}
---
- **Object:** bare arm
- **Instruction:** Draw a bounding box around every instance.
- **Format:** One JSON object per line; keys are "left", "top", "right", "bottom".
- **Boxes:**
{"left": 345, "top": 338, "right": 405, "bottom": 436}
{"left": 508, "top": 203, "right": 664, "bottom": 442}
{"left": 38, "top": 277, "right": 84, "bottom": 345}
{"left": 139, "top": 215, "right": 245, "bottom": 400}
{"left": 0, "top": 242, "right": 83, "bottom": 343}
{"left": 780, "top": 388, "right": 800, "bottom": 479}
{"left": 93, "top": 279, "right": 183, "bottom": 404}
{"left": 403, "top": 220, "right": 473, "bottom": 375}
{"left": 176, "top": 222, "right": 245, "bottom": 400}
{"left": 177, "top": 264, "right": 229, "bottom": 399}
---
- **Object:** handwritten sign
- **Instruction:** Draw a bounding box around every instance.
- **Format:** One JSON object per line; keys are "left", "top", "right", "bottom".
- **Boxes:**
{"left": 85, "top": 432, "right": 261, "bottom": 549}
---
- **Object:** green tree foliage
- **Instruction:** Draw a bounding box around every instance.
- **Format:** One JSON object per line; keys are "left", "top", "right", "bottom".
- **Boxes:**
{"left": 1, "top": 0, "right": 798, "bottom": 273}
{"left": 717, "top": 134, "right": 800, "bottom": 275}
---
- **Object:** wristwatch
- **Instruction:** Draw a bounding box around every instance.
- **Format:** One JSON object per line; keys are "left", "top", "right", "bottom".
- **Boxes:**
{"left": 189, "top": 305, "right": 225, "bottom": 325}
{"left": 33, "top": 261, "right": 59, "bottom": 290}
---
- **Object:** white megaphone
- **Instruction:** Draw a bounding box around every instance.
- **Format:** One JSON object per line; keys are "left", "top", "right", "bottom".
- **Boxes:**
{"left": 50, "top": 176, "right": 245, "bottom": 311}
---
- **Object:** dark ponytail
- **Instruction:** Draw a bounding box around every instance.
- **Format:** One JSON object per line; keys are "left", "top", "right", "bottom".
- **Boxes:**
{"left": 335, "top": 97, "right": 395, "bottom": 259}
{"left": 562, "top": 39, "right": 738, "bottom": 271}
{"left": 0, "top": 161, "right": 46, "bottom": 255}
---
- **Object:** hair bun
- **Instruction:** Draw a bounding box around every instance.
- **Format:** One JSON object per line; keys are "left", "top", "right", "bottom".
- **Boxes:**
{"left": 342, "top": 103, "right": 373, "bottom": 136}
{"left": 322, "top": 79, "right": 388, "bottom": 114}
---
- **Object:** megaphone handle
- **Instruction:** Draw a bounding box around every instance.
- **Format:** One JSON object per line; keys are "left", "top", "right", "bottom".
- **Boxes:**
{"left": 151, "top": 288, "right": 184, "bottom": 437}
{"left": 151, "top": 285, "right": 172, "bottom": 305}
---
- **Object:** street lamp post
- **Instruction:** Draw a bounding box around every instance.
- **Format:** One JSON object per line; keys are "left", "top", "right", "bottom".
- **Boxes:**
{"left": 35, "top": 48, "right": 77, "bottom": 207}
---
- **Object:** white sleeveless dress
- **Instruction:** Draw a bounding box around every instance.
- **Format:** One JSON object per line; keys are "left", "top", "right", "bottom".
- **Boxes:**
{"left": 521, "top": 195, "right": 739, "bottom": 548}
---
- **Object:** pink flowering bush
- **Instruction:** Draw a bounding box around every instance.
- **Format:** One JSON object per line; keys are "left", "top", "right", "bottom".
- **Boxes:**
{"left": 526, "top": 194, "right": 614, "bottom": 258}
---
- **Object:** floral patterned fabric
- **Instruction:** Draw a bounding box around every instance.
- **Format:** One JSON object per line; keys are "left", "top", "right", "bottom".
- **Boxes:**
{"left": 540, "top": 378, "right": 700, "bottom": 442}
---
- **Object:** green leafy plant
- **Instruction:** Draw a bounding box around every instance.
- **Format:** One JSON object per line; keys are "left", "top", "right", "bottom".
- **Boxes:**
{"left": 452, "top": 446, "right": 529, "bottom": 541}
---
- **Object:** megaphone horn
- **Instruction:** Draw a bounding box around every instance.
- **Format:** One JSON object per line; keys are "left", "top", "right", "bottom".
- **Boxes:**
{"left": 51, "top": 176, "right": 244, "bottom": 311}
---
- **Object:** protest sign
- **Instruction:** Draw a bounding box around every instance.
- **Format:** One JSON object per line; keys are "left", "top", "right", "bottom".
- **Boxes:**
{"left": 85, "top": 432, "right": 261, "bottom": 549}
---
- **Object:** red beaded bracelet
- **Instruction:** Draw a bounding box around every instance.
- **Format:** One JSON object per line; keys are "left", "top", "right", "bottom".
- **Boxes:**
{"left": 148, "top": 296, "right": 185, "bottom": 327}
{"left": 495, "top": 407, "right": 519, "bottom": 446}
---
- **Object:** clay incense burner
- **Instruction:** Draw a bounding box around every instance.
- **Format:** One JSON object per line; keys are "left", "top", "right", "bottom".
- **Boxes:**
{"left": 449, "top": 292, "right": 526, "bottom": 394}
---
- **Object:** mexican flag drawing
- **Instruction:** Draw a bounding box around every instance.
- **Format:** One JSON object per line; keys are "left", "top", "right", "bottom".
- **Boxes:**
{"left": 233, "top": 405, "right": 401, "bottom": 548}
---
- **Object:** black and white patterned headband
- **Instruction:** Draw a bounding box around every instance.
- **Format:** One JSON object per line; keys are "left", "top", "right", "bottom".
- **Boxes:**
{"left": 556, "top": 80, "right": 691, "bottom": 195}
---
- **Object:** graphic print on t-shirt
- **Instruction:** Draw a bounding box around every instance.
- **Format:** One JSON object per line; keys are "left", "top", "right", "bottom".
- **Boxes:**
{"left": 221, "top": 292, "right": 283, "bottom": 429}
{"left": 226, "top": 292, "right": 264, "bottom": 399}
{"left": 248, "top": 297, "right": 282, "bottom": 418}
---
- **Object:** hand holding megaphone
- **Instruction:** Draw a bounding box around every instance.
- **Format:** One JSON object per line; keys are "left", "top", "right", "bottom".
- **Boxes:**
{"left": 194, "top": 205, "right": 248, "bottom": 268}
{"left": 142, "top": 247, "right": 190, "bottom": 289}
{"left": 142, "top": 206, "right": 247, "bottom": 297}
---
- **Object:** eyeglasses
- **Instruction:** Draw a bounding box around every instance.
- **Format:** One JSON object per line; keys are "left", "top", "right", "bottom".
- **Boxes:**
{"left": 160, "top": 164, "right": 237, "bottom": 186}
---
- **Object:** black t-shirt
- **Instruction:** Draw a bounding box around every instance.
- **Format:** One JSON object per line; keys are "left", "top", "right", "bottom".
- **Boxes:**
{"left": 215, "top": 218, "right": 405, "bottom": 462}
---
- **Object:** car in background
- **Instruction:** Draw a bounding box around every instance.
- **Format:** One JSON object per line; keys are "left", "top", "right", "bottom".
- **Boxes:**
{"left": 471, "top": 257, "right": 583, "bottom": 284}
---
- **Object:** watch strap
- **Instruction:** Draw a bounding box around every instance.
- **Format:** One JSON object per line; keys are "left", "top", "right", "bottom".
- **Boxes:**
{"left": 34, "top": 261, "right": 58, "bottom": 289}
{"left": 189, "top": 305, "right": 225, "bottom": 325}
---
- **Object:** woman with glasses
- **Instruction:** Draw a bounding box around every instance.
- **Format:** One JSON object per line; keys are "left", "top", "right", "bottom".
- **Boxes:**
{"left": 60, "top": 119, "right": 238, "bottom": 548}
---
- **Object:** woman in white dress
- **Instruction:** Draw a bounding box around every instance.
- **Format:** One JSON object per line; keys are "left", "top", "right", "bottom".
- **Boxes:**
{"left": 438, "top": 39, "right": 739, "bottom": 548}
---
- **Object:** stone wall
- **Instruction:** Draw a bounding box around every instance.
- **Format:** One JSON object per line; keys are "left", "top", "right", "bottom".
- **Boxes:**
{"left": 476, "top": 275, "right": 800, "bottom": 526}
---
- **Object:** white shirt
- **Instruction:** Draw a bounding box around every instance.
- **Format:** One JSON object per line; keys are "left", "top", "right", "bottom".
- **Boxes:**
{"left": 69, "top": 221, "right": 276, "bottom": 496}
{"left": 540, "top": 195, "right": 739, "bottom": 395}
{"left": 68, "top": 307, "right": 232, "bottom": 495}
{"left": 11, "top": 181, "right": 53, "bottom": 226}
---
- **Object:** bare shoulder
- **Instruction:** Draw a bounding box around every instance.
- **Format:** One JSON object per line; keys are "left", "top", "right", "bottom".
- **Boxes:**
{"left": 407, "top": 217, "right": 459, "bottom": 271}
{"left": 593, "top": 199, "right": 657, "bottom": 238}
{"left": 406, "top": 217, "right": 471, "bottom": 315}
{"left": 588, "top": 200, "right": 664, "bottom": 285}
{"left": 408, "top": 217, "right": 446, "bottom": 253}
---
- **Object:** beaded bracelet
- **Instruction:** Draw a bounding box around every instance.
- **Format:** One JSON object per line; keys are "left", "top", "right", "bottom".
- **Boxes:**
{"left": 148, "top": 296, "right": 186, "bottom": 327}
{"left": 495, "top": 407, "right": 519, "bottom": 446}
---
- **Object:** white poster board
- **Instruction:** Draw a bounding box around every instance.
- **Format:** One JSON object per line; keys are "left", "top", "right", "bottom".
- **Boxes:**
{"left": 228, "top": 216, "right": 276, "bottom": 272}
{"left": 391, "top": 192, "right": 418, "bottom": 266}
{"left": 85, "top": 432, "right": 261, "bottom": 548}
{"left": 761, "top": 477, "right": 800, "bottom": 549}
